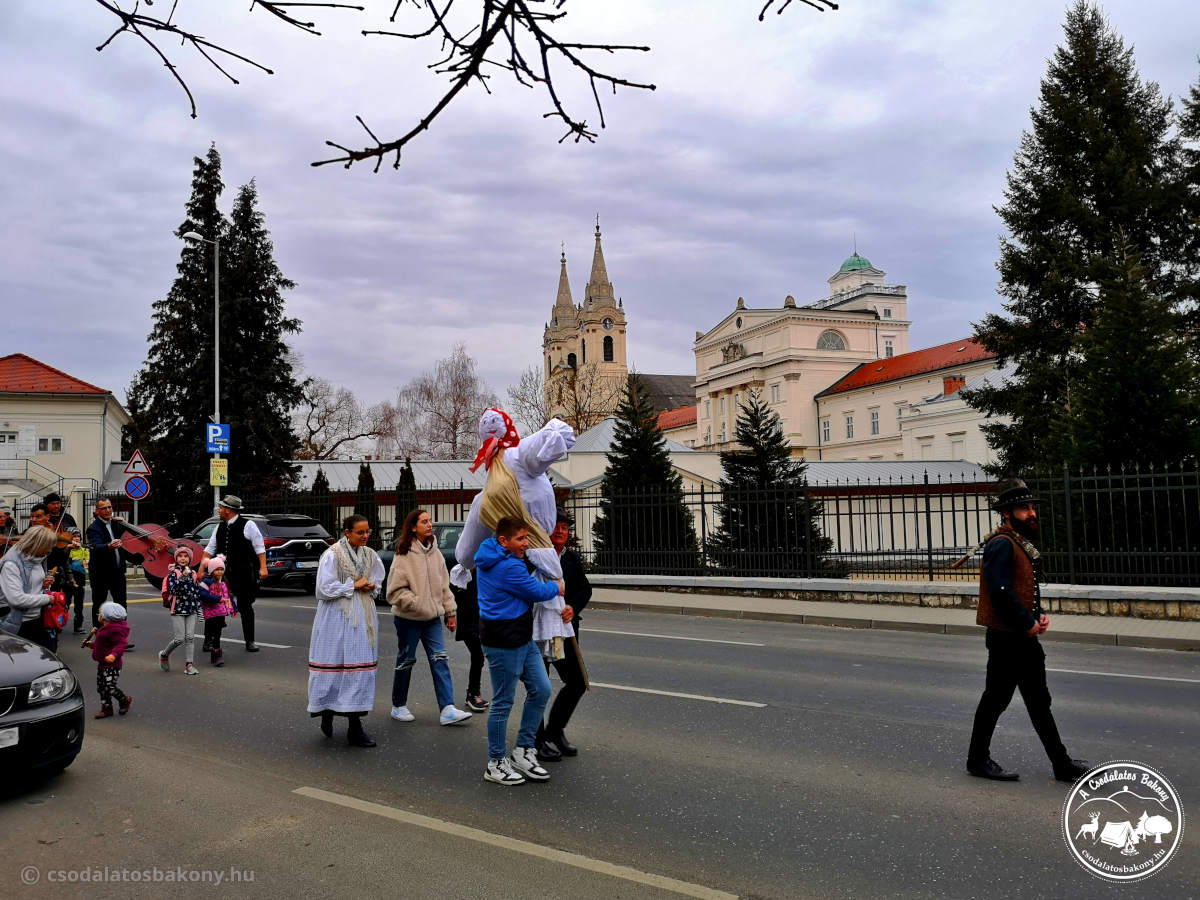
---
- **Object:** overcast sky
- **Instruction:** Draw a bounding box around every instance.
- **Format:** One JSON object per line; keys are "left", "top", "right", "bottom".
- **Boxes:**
{"left": 2, "top": 1, "right": 1198, "bottom": 411}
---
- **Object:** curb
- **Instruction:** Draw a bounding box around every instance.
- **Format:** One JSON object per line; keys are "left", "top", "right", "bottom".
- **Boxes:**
{"left": 588, "top": 601, "right": 1200, "bottom": 652}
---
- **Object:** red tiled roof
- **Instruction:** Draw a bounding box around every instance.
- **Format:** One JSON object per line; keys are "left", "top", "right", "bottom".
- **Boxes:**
{"left": 657, "top": 404, "right": 697, "bottom": 430}
{"left": 0, "top": 353, "right": 110, "bottom": 395}
{"left": 818, "top": 338, "right": 996, "bottom": 396}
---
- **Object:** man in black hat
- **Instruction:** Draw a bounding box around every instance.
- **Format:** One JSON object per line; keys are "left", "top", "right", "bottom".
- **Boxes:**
{"left": 43, "top": 492, "right": 85, "bottom": 632}
{"left": 201, "top": 495, "right": 267, "bottom": 652}
{"left": 966, "top": 478, "right": 1088, "bottom": 783}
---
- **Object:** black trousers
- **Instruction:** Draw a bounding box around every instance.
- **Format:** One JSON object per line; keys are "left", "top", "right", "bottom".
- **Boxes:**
{"left": 968, "top": 628, "right": 1069, "bottom": 766}
{"left": 537, "top": 629, "right": 586, "bottom": 743}
{"left": 17, "top": 617, "right": 58, "bottom": 652}
{"left": 460, "top": 632, "right": 485, "bottom": 696}
{"left": 230, "top": 577, "right": 257, "bottom": 644}
{"left": 89, "top": 569, "right": 127, "bottom": 627}
{"left": 69, "top": 573, "right": 87, "bottom": 627}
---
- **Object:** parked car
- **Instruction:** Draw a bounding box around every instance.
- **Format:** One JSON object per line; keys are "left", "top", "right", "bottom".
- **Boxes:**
{"left": 180, "top": 514, "right": 335, "bottom": 592}
{"left": 374, "top": 521, "right": 464, "bottom": 605}
{"left": 0, "top": 632, "right": 85, "bottom": 776}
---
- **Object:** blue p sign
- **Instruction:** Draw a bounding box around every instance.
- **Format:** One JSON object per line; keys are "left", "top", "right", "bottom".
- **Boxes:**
{"left": 206, "top": 423, "right": 230, "bottom": 454}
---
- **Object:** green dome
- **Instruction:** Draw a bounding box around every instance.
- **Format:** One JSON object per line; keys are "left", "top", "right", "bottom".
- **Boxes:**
{"left": 838, "top": 252, "right": 873, "bottom": 273}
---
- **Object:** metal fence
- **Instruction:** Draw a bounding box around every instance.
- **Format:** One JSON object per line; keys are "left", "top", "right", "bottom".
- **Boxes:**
{"left": 73, "top": 462, "right": 1200, "bottom": 587}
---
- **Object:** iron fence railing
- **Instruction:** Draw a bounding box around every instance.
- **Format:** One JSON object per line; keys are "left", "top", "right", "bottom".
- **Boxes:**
{"left": 68, "top": 462, "right": 1200, "bottom": 587}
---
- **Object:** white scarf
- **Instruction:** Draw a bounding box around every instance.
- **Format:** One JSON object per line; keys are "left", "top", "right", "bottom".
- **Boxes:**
{"left": 330, "top": 537, "right": 379, "bottom": 647}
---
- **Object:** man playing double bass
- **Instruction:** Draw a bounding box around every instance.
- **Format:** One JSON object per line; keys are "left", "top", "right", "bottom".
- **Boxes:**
{"left": 201, "top": 496, "right": 267, "bottom": 652}
{"left": 87, "top": 498, "right": 132, "bottom": 630}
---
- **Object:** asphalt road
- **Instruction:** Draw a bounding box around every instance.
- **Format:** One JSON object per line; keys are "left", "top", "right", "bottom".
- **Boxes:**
{"left": 4, "top": 584, "right": 1198, "bottom": 899}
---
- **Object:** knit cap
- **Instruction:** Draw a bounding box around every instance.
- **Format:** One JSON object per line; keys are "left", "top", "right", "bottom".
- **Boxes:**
{"left": 99, "top": 601, "right": 127, "bottom": 622}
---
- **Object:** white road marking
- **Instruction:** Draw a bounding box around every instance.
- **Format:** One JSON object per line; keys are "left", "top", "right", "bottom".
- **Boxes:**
{"left": 1048, "top": 667, "right": 1200, "bottom": 685}
{"left": 587, "top": 628, "right": 764, "bottom": 647}
{"left": 184, "top": 637, "right": 293, "bottom": 649}
{"left": 290, "top": 605, "right": 316, "bottom": 610}
{"left": 294, "top": 786, "right": 737, "bottom": 900}
{"left": 590, "top": 681, "right": 766, "bottom": 708}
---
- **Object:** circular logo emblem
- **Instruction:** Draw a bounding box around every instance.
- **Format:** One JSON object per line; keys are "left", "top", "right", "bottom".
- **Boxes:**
{"left": 1062, "top": 761, "right": 1184, "bottom": 883}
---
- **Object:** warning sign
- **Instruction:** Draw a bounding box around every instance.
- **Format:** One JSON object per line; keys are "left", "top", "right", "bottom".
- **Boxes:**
{"left": 209, "top": 458, "right": 229, "bottom": 487}
{"left": 124, "top": 449, "right": 152, "bottom": 476}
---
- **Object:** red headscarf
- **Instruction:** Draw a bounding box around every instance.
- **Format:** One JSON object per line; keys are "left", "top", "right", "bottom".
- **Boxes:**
{"left": 469, "top": 408, "right": 520, "bottom": 473}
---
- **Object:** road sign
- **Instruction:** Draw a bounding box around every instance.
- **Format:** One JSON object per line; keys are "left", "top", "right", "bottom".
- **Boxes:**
{"left": 124, "top": 475, "right": 150, "bottom": 501}
{"left": 209, "top": 458, "right": 228, "bottom": 487}
{"left": 124, "top": 449, "right": 152, "bottom": 475}
{"left": 206, "top": 423, "right": 230, "bottom": 454}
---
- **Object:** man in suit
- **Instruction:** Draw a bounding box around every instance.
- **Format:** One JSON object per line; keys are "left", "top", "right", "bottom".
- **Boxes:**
{"left": 201, "top": 495, "right": 267, "bottom": 652}
{"left": 86, "top": 498, "right": 130, "bottom": 630}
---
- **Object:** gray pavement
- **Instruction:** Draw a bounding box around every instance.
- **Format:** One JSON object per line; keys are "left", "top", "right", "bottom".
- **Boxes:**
{"left": 590, "top": 586, "right": 1200, "bottom": 650}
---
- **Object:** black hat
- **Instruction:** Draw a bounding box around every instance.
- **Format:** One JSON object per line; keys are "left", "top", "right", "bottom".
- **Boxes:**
{"left": 991, "top": 478, "right": 1039, "bottom": 511}
{"left": 44, "top": 492, "right": 63, "bottom": 504}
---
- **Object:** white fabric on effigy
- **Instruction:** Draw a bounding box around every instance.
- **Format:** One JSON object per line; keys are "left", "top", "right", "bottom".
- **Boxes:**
{"left": 306, "top": 539, "right": 384, "bottom": 714}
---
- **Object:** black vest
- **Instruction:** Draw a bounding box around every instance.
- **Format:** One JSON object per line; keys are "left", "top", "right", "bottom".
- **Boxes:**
{"left": 216, "top": 517, "right": 257, "bottom": 586}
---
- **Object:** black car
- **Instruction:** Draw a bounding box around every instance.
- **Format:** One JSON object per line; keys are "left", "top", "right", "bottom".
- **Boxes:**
{"left": 374, "top": 521, "right": 464, "bottom": 604}
{"left": 183, "top": 514, "right": 335, "bottom": 592}
{"left": 0, "top": 632, "right": 85, "bottom": 776}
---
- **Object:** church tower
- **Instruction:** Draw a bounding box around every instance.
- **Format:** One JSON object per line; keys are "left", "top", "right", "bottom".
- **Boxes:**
{"left": 542, "top": 218, "right": 628, "bottom": 429}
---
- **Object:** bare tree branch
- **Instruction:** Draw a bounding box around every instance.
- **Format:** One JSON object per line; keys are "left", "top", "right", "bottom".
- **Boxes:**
{"left": 384, "top": 344, "right": 499, "bottom": 459}
{"left": 293, "top": 376, "right": 397, "bottom": 459}
{"left": 506, "top": 364, "right": 551, "bottom": 435}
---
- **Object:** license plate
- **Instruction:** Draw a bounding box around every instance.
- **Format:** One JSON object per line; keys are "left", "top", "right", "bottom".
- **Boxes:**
{"left": 295, "top": 561, "right": 319, "bottom": 569}
{"left": 0, "top": 727, "right": 17, "bottom": 749}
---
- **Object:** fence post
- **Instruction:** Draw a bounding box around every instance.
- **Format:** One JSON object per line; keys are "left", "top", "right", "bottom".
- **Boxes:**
{"left": 699, "top": 484, "right": 708, "bottom": 570}
{"left": 923, "top": 471, "right": 934, "bottom": 581}
{"left": 1062, "top": 463, "right": 1076, "bottom": 585}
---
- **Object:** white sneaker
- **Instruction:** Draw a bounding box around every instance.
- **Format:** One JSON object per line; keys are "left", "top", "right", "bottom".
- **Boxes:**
{"left": 439, "top": 705, "right": 473, "bottom": 726}
{"left": 509, "top": 747, "right": 550, "bottom": 782}
{"left": 390, "top": 706, "right": 415, "bottom": 722}
{"left": 484, "top": 757, "right": 525, "bottom": 785}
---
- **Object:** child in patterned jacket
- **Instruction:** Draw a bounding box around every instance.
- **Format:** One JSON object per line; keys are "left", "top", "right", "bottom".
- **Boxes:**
{"left": 159, "top": 545, "right": 203, "bottom": 675}
{"left": 197, "top": 555, "right": 236, "bottom": 667}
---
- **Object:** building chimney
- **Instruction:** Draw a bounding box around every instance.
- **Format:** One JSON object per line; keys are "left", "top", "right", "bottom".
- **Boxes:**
{"left": 943, "top": 375, "right": 966, "bottom": 396}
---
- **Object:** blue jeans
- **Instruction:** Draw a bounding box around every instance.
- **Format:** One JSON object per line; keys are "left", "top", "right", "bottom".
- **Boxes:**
{"left": 392, "top": 616, "right": 454, "bottom": 710}
{"left": 483, "top": 641, "right": 552, "bottom": 761}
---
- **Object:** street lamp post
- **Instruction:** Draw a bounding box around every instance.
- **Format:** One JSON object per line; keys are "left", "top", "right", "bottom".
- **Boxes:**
{"left": 182, "top": 230, "right": 220, "bottom": 514}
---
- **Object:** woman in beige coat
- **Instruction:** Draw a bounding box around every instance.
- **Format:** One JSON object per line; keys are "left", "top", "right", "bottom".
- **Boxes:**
{"left": 386, "top": 509, "right": 472, "bottom": 725}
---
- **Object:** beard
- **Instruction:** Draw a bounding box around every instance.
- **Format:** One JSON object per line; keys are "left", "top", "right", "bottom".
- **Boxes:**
{"left": 1011, "top": 516, "right": 1040, "bottom": 540}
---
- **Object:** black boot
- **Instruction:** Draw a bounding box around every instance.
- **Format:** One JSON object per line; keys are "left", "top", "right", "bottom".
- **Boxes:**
{"left": 967, "top": 757, "right": 1020, "bottom": 781}
{"left": 347, "top": 714, "right": 376, "bottom": 748}
{"left": 320, "top": 711, "right": 334, "bottom": 738}
{"left": 1053, "top": 758, "right": 1089, "bottom": 783}
{"left": 551, "top": 732, "right": 578, "bottom": 757}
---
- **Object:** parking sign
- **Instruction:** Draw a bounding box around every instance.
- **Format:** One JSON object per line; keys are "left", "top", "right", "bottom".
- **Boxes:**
{"left": 206, "top": 423, "right": 230, "bottom": 454}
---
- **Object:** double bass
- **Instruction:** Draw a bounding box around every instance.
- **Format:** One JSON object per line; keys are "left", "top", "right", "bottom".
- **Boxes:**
{"left": 110, "top": 518, "right": 206, "bottom": 589}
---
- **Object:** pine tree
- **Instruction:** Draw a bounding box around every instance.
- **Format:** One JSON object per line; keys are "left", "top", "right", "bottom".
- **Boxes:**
{"left": 126, "top": 145, "right": 228, "bottom": 522}
{"left": 310, "top": 466, "right": 334, "bottom": 534}
{"left": 593, "top": 376, "right": 698, "bottom": 574}
{"left": 395, "top": 457, "right": 417, "bottom": 524}
{"left": 354, "top": 462, "right": 379, "bottom": 548}
{"left": 966, "top": 2, "right": 1189, "bottom": 472}
{"left": 1180, "top": 64, "right": 1200, "bottom": 348}
{"left": 708, "top": 390, "right": 830, "bottom": 575}
{"left": 220, "top": 179, "right": 304, "bottom": 495}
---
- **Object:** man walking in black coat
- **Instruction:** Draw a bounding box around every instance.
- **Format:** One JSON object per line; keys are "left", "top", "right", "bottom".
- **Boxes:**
{"left": 86, "top": 498, "right": 130, "bottom": 629}
{"left": 201, "top": 495, "right": 267, "bottom": 651}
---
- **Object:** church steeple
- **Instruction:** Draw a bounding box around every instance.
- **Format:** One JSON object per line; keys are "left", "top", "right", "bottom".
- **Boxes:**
{"left": 584, "top": 214, "right": 614, "bottom": 305}
{"left": 555, "top": 246, "right": 574, "bottom": 310}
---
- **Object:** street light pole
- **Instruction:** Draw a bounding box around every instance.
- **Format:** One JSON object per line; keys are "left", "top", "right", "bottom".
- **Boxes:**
{"left": 182, "top": 230, "right": 221, "bottom": 514}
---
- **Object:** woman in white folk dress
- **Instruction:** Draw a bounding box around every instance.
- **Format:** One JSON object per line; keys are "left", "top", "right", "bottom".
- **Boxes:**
{"left": 307, "top": 514, "right": 384, "bottom": 747}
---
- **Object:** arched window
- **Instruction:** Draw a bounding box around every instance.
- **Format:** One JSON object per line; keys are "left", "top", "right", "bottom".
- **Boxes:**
{"left": 817, "top": 330, "right": 847, "bottom": 351}
{"left": 581, "top": 339, "right": 587, "bottom": 364}
{"left": 603, "top": 335, "right": 614, "bottom": 362}
{"left": 567, "top": 352, "right": 577, "bottom": 369}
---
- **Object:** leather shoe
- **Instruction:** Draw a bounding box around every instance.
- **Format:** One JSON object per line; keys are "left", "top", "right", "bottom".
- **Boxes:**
{"left": 535, "top": 741, "right": 562, "bottom": 763}
{"left": 347, "top": 730, "right": 376, "bottom": 748}
{"left": 1054, "top": 759, "right": 1089, "bottom": 783}
{"left": 550, "top": 733, "right": 578, "bottom": 757}
{"left": 245, "top": 642, "right": 260, "bottom": 652}
{"left": 967, "top": 758, "right": 1019, "bottom": 781}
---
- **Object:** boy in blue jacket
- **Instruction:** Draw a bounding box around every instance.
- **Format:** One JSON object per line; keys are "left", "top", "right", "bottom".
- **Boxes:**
{"left": 475, "top": 516, "right": 566, "bottom": 785}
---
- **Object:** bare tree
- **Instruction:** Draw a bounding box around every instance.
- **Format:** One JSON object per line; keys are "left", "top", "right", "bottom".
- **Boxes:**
{"left": 387, "top": 343, "right": 498, "bottom": 458}
{"left": 506, "top": 364, "right": 551, "bottom": 435}
{"left": 549, "top": 361, "right": 624, "bottom": 434}
{"left": 89, "top": 1, "right": 837, "bottom": 171}
{"left": 294, "top": 377, "right": 398, "bottom": 459}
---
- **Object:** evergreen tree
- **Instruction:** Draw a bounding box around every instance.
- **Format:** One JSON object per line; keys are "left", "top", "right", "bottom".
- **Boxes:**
{"left": 126, "top": 149, "right": 303, "bottom": 523}
{"left": 966, "top": 2, "right": 1189, "bottom": 471}
{"left": 220, "top": 179, "right": 303, "bottom": 495}
{"left": 708, "top": 390, "right": 830, "bottom": 575}
{"left": 593, "top": 376, "right": 698, "bottom": 574}
{"left": 126, "top": 145, "right": 228, "bottom": 522}
{"left": 354, "top": 462, "right": 379, "bottom": 549}
{"left": 395, "top": 457, "right": 417, "bottom": 524}
{"left": 1180, "top": 64, "right": 1200, "bottom": 348}
{"left": 310, "top": 466, "right": 334, "bottom": 534}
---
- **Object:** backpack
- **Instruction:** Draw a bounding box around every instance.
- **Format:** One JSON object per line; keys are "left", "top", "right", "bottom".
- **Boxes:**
{"left": 42, "top": 591, "right": 69, "bottom": 631}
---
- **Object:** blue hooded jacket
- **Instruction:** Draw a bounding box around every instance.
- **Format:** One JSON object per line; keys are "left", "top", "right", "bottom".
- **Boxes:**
{"left": 475, "top": 537, "right": 559, "bottom": 647}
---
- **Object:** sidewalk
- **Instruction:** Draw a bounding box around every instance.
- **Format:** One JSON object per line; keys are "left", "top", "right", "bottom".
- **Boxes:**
{"left": 590, "top": 587, "right": 1200, "bottom": 651}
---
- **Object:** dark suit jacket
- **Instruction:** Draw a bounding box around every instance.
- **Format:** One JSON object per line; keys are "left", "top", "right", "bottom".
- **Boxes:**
{"left": 86, "top": 516, "right": 131, "bottom": 577}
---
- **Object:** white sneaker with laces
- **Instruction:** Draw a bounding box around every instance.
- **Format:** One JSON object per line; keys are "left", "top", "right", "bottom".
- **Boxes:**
{"left": 509, "top": 747, "right": 550, "bottom": 782}
{"left": 484, "top": 757, "right": 525, "bottom": 785}
{"left": 439, "top": 705, "right": 473, "bottom": 725}
{"left": 390, "top": 706, "right": 415, "bottom": 722}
